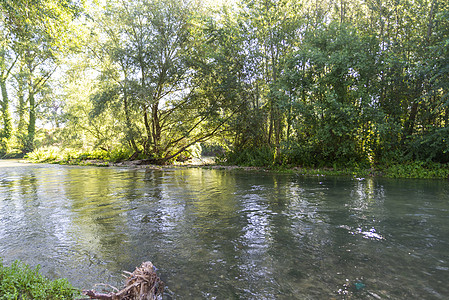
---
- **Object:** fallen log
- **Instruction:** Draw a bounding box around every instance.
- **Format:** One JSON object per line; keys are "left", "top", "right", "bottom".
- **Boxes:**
{"left": 83, "top": 261, "right": 164, "bottom": 300}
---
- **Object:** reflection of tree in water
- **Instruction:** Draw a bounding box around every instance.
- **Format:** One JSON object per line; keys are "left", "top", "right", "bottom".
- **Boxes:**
{"left": 63, "top": 167, "right": 132, "bottom": 286}
{"left": 0, "top": 166, "right": 75, "bottom": 280}
{"left": 229, "top": 175, "right": 388, "bottom": 298}
{"left": 227, "top": 174, "right": 334, "bottom": 298}
{"left": 311, "top": 178, "right": 387, "bottom": 298}
{"left": 121, "top": 168, "right": 252, "bottom": 297}
{"left": 273, "top": 177, "right": 389, "bottom": 298}
{"left": 171, "top": 169, "right": 242, "bottom": 296}
{"left": 125, "top": 169, "right": 222, "bottom": 294}
{"left": 124, "top": 169, "right": 183, "bottom": 246}
{"left": 60, "top": 170, "right": 449, "bottom": 298}
{"left": 0, "top": 172, "right": 42, "bottom": 261}
{"left": 2, "top": 164, "right": 448, "bottom": 298}
{"left": 116, "top": 168, "right": 211, "bottom": 286}
{"left": 256, "top": 176, "right": 314, "bottom": 297}
{"left": 150, "top": 170, "right": 320, "bottom": 298}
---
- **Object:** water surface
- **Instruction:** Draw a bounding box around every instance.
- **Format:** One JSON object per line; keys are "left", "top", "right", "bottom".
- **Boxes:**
{"left": 0, "top": 161, "right": 448, "bottom": 299}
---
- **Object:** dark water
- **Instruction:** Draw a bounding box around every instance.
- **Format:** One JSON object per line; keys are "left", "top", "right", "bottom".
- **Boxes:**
{"left": 0, "top": 161, "right": 448, "bottom": 299}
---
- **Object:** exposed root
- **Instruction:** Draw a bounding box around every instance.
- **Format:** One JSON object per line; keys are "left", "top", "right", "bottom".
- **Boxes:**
{"left": 83, "top": 261, "right": 164, "bottom": 300}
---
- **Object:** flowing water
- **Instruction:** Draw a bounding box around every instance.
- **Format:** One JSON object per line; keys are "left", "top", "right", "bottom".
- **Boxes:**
{"left": 0, "top": 160, "right": 448, "bottom": 299}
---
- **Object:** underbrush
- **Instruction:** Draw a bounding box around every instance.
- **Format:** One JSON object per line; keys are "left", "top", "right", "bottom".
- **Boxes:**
{"left": 220, "top": 146, "right": 274, "bottom": 167}
{"left": 25, "top": 147, "right": 449, "bottom": 179}
{"left": 384, "top": 161, "right": 449, "bottom": 179}
{"left": 0, "top": 259, "right": 80, "bottom": 299}
{"left": 25, "top": 146, "right": 135, "bottom": 165}
{"left": 276, "top": 161, "right": 449, "bottom": 179}
{"left": 221, "top": 148, "right": 449, "bottom": 178}
{"left": 274, "top": 166, "right": 375, "bottom": 177}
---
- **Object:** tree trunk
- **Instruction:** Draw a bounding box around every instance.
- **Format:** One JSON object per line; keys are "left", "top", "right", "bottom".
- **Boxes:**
{"left": 17, "top": 77, "right": 26, "bottom": 136}
{"left": 269, "top": 25, "right": 282, "bottom": 162}
{"left": 426, "top": 0, "right": 436, "bottom": 44}
{"left": 0, "top": 79, "right": 12, "bottom": 140}
{"left": 403, "top": 100, "right": 419, "bottom": 139}
{"left": 123, "top": 84, "right": 138, "bottom": 153}
{"left": 26, "top": 91, "right": 36, "bottom": 152}
{"left": 143, "top": 106, "right": 152, "bottom": 155}
{"left": 151, "top": 102, "right": 161, "bottom": 156}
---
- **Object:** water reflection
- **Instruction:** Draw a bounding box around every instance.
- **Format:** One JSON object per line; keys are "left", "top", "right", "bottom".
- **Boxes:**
{"left": 0, "top": 162, "right": 448, "bottom": 299}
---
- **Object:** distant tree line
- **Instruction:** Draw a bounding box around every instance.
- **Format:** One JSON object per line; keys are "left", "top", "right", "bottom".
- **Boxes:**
{"left": 0, "top": 0, "right": 448, "bottom": 167}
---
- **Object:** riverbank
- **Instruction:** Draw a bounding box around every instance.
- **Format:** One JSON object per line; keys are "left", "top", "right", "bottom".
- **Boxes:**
{"left": 202, "top": 162, "right": 449, "bottom": 179}
{"left": 18, "top": 145, "right": 449, "bottom": 179}
{"left": 21, "top": 154, "right": 449, "bottom": 179}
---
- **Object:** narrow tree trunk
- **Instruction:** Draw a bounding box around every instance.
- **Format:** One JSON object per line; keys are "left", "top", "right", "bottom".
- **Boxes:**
{"left": 151, "top": 102, "right": 161, "bottom": 157}
{"left": 123, "top": 85, "right": 138, "bottom": 153}
{"left": 139, "top": 56, "right": 152, "bottom": 156}
{"left": 17, "top": 79, "right": 26, "bottom": 134}
{"left": 269, "top": 23, "right": 282, "bottom": 161}
{"left": 402, "top": 0, "right": 436, "bottom": 140}
{"left": 26, "top": 91, "right": 36, "bottom": 153}
{"left": 24, "top": 58, "right": 36, "bottom": 153}
{"left": 426, "top": 0, "right": 436, "bottom": 44}
{"left": 143, "top": 106, "right": 152, "bottom": 155}
{"left": 403, "top": 100, "right": 419, "bottom": 139}
{"left": 0, "top": 79, "right": 12, "bottom": 140}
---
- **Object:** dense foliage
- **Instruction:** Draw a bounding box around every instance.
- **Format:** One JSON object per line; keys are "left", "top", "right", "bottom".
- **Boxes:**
{"left": 0, "top": 259, "right": 79, "bottom": 299}
{"left": 1, "top": 0, "right": 448, "bottom": 169}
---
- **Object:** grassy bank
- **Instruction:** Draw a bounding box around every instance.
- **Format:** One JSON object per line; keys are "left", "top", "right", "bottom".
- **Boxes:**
{"left": 0, "top": 259, "right": 80, "bottom": 299}
{"left": 24, "top": 146, "right": 130, "bottom": 166}
{"left": 272, "top": 162, "right": 449, "bottom": 179}
{"left": 24, "top": 147, "right": 449, "bottom": 179}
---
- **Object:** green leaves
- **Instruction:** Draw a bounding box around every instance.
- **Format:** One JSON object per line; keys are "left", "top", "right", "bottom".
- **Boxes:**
{"left": 278, "top": 22, "right": 377, "bottom": 166}
{"left": 2, "top": 0, "right": 447, "bottom": 169}
{"left": 0, "top": 259, "right": 80, "bottom": 299}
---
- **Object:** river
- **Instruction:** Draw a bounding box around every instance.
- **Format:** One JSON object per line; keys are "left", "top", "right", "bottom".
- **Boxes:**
{"left": 0, "top": 160, "right": 448, "bottom": 299}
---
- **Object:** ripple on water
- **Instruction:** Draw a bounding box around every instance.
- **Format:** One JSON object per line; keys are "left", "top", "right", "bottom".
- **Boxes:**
{"left": 0, "top": 164, "right": 449, "bottom": 299}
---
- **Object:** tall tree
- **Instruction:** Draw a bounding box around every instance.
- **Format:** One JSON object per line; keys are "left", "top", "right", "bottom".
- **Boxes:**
{"left": 0, "top": 25, "right": 15, "bottom": 152}
{"left": 87, "top": 0, "right": 240, "bottom": 163}
{"left": 216, "top": 0, "right": 304, "bottom": 163}
{"left": 0, "top": 0, "right": 81, "bottom": 152}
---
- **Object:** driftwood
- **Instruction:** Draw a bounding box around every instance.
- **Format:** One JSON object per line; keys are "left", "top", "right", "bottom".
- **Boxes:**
{"left": 83, "top": 261, "right": 164, "bottom": 300}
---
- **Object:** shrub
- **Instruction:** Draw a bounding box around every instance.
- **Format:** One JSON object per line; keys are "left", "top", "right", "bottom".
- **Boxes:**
{"left": 406, "top": 127, "right": 449, "bottom": 163}
{"left": 107, "top": 147, "right": 134, "bottom": 162}
{"left": 224, "top": 146, "right": 274, "bottom": 167}
{"left": 25, "top": 146, "right": 136, "bottom": 164}
{"left": 385, "top": 161, "right": 449, "bottom": 179}
{"left": 0, "top": 259, "right": 80, "bottom": 299}
{"left": 24, "top": 146, "right": 60, "bottom": 162}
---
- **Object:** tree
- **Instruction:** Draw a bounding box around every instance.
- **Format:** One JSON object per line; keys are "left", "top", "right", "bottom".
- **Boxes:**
{"left": 0, "top": 24, "right": 15, "bottom": 153}
{"left": 279, "top": 21, "right": 382, "bottom": 166}
{"left": 86, "top": 0, "right": 241, "bottom": 163}
{"left": 0, "top": 0, "right": 82, "bottom": 152}
{"left": 237, "top": 0, "right": 303, "bottom": 160}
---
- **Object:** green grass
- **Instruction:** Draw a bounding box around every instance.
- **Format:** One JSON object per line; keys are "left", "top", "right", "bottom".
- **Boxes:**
{"left": 0, "top": 259, "right": 81, "bottom": 299}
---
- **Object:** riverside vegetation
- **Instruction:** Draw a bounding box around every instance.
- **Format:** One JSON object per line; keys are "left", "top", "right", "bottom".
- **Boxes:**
{"left": 1, "top": 0, "right": 449, "bottom": 178}
{"left": 24, "top": 145, "right": 449, "bottom": 179}
{"left": 0, "top": 259, "right": 164, "bottom": 299}
{"left": 0, "top": 259, "right": 80, "bottom": 299}
{"left": 2, "top": 0, "right": 448, "bottom": 295}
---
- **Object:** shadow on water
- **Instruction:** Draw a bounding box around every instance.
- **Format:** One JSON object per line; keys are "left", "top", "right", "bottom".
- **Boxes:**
{"left": 0, "top": 160, "right": 449, "bottom": 299}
